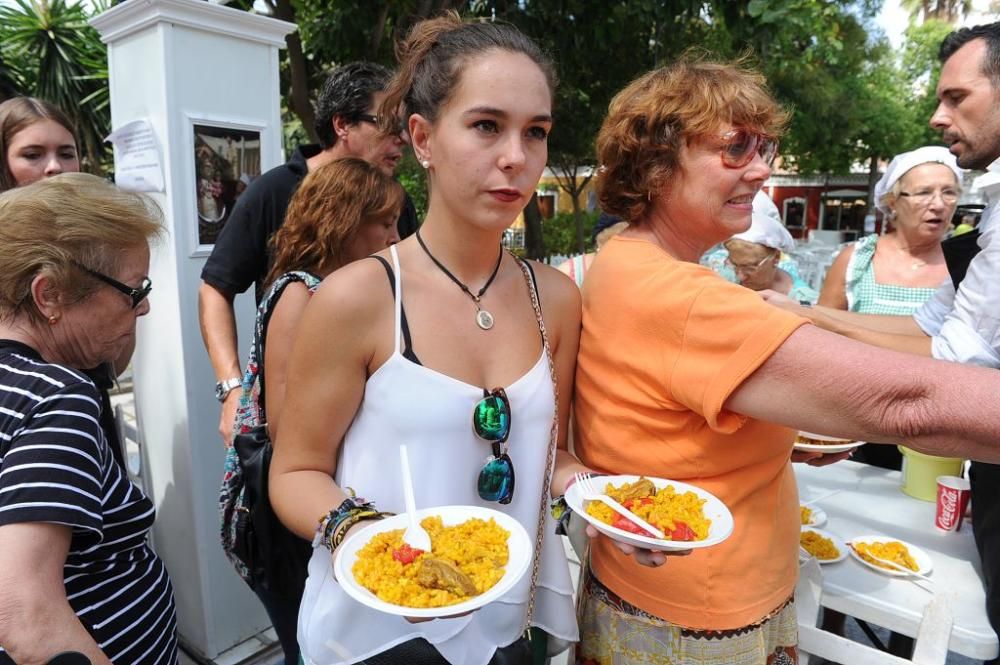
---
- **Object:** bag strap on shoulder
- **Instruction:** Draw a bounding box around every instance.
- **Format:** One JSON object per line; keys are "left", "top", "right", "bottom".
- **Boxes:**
{"left": 254, "top": 270, "right": 322, "bottom": 419}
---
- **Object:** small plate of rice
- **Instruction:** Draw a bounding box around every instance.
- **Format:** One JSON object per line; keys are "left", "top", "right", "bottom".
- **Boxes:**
{"left": 800, "top": 504, "right": 827, "bottom": 528}
{"left": 794, "top": 431, "right": 865, "bottom": 454}
{"left": 848, "top": 535, "right": 933, "bottom": 577}
{"left": 333, "top": 505, "right": 531, "bottom": 618}
{"left": 799, "top": 527, "right": 847, "bottom": 563}
{"left": 565, "top": 475, "right": 734, "bottom": 551}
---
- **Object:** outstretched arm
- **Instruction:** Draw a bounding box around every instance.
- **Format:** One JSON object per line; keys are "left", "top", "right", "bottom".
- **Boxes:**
{"left": 726, "top": 323, "right": 1000, "bottom": 461}
{"left": 762, "top": 290, "right": 931, "bottom": 356}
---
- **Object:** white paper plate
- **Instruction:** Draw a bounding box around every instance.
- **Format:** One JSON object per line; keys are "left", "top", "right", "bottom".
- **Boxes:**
{"left": 800, "top": 504, "right": 827, "bottom": 528}
{"left": 799, "top": 527, "right": 847, "bottom": 564}
{"left": 847, "top": 535, "right": 933, "bottom": 577}
{"left": 333, "top": 505, "right": 531, "bottom": 618}
{"left": 794, "top": 431, "right": 866, "bottom": 454}
{"left": 566, "top": 475, "right": 734, "bottom": 552}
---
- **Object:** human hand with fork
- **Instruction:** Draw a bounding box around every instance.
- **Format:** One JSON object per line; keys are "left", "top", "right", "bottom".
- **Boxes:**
{"left": 569, "top": 471, "right": 692, "bottom": 568}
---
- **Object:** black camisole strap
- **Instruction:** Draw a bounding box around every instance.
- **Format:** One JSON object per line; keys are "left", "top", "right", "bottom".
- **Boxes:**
{"left": 369, "top": 255, "right": 422, "bottom": 365}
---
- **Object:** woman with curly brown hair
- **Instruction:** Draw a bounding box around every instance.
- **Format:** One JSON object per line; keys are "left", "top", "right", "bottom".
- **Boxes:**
{"left": 220, "top": 156, "right": 402, "bottom": 664}
{"left": 572, "top": 56, "right": 1000, "bottom": 664}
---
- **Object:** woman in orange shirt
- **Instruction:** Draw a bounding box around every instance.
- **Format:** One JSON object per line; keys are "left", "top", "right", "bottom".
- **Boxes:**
{"left": 572, "top": 56, "right": 1000, "bottom": 665}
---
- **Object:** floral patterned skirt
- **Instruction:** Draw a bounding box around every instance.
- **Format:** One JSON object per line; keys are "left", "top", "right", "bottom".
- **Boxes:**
{"left": 575, "top": 571, "right": 798, "bottom": 665}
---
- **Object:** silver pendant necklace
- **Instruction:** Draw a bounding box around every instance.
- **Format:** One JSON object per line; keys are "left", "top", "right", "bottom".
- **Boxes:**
{"left": 416, "top": 228, "right": 503, "bottom": 330}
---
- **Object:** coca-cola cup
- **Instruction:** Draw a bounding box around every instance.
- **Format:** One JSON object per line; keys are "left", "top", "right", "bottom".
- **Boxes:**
{"left": 935, "top": 475, "right": 971, "bottom": 532}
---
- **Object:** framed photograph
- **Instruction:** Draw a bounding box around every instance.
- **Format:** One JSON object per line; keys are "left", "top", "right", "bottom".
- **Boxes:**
{"left": 192, "top": 123, "right": 262, "bottom": 246}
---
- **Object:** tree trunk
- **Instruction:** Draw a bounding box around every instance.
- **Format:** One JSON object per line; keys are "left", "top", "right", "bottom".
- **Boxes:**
{"left": 367, "top": 3, "right": 390, "bottom": 59}
{"left": 866, "top": 152, "right": 880, "bottom": 232}
{"left": 523, "top": 193, "right": 545, "bottom": 261}
{"left": 274, "top": 0, "right": 317, "bottom": 144}
{"left": 572, "top": 192, "right": 585, "bottom": 255}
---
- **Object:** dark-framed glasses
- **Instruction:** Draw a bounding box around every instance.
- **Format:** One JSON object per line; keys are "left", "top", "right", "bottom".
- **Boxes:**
{"left": 73, "top": 261, "right": 152, "bottom": 309}
{"left": 356, "top": 113, "right": 407, "bottom": 139}
{"left": 717, "top": 129, "right": 779, "bottom": 169}
{"left": 898, "top": 188, "right": 960, "bottom": 206}
{"left": 473, "top": 387, "right": 514, "bottom": 504}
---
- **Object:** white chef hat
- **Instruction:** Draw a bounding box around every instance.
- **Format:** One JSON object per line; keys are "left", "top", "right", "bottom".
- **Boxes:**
{"left": 729, "top": 192, "right": 795, "bottom": 253}
{"left": 873, "top": 146, "right": 963, "bottom": 214}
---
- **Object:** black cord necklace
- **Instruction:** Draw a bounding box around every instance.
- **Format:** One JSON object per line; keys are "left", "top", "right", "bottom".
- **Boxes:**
{"left": 416, "top": 227, "right": 503, "bottom": 330}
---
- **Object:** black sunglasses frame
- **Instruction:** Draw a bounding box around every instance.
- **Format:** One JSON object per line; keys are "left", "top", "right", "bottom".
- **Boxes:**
{"left": 73, "top": 261, "right": 152, "bottom": 309}
{"left": 355, "top": 114, "right": 407, "bottom": 138}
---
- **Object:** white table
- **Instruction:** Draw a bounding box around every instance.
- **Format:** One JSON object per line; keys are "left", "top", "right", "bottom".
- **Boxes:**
{"left": 795, "top": 461, "right": 998, "bottom": 660}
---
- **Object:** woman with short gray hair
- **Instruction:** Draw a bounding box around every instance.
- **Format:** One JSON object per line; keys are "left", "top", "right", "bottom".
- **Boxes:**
{"left": 0, "top": 173, "right": 178, "bottom": 664}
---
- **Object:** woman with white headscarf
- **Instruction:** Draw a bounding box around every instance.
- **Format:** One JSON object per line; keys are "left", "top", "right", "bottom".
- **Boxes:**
{"left": 817, "top": 146, "right": 962, "bottom": 471}
{"left": 818, "top": 146, "right": 962, "bottom": 315}
{"left": 702, "top": 192, "right": 819, "bottom": 302}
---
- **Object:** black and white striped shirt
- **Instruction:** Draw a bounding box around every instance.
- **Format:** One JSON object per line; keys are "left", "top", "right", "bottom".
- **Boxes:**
{"left": 0, "top": 340, "right": 178, "bottom": 664}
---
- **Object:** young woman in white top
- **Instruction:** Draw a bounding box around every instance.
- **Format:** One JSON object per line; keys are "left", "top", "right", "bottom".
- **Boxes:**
{"left": 269, "top": 13, "right": 592, "bottom": 665}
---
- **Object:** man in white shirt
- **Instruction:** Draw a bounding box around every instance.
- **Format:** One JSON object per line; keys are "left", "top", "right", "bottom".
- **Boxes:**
{"left": 766, "top": 21, "right": 1000, "bottom": 655}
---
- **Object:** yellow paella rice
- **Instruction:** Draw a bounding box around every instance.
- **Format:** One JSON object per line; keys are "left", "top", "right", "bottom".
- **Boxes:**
{"left": 800, "top": 530, "right": 839, "bottom": 560}
{"left": 351, "top": 516, "right": 509, "bottom": 608}
{"left": 852, "top": 540, "right": 918, "bottom": 572}
{"left": 800, "top": 505, "right": 814, "bottom": 525}
{"left": 584, "top": 477, "right": 711, "bottom": 541}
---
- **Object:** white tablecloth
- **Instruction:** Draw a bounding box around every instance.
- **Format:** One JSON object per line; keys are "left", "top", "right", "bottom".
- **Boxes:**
{"left": 795, "top": 460, "right": 998, "bottom": 660}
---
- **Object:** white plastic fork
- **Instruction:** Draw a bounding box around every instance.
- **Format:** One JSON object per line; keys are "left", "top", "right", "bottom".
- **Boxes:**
{"left": 575, "top": 472, "right": 665, "bottom": 539}
{"left": 852, "top": 545, "right": 934, "bottom": 585}
{"left": 399, "top": 445, "right": 431, "bottom": 551}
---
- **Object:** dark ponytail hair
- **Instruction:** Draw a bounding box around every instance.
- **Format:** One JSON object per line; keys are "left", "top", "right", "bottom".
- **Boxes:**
{"left": 379, "top": 11, "right": 556, "bottom": 129}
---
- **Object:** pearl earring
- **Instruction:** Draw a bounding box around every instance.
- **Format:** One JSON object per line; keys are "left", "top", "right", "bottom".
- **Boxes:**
{"left": 48, "top": 315, "right": 58, "bottom": 325}
{"left": 420, "top": 160, "right": 430, "bottom": 169}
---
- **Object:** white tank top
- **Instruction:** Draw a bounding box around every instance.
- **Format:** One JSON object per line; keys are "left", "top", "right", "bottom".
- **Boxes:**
{"left": 298, "top": 245, "right": 577, "bottom": 665}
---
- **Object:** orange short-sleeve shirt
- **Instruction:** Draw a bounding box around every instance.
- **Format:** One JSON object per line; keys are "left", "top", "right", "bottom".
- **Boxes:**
{"left": 574, "top": 235, "right": 808, "bottom": 630}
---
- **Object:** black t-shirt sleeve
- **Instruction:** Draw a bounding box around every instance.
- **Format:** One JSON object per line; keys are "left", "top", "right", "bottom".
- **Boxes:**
{"left": 201, "top": 189, "right": 272, "bottom": 296}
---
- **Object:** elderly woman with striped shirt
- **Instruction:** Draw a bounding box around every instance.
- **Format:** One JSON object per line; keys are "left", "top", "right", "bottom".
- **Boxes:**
{"left": 0, "top": 174, "right": 178, "bottom": 664}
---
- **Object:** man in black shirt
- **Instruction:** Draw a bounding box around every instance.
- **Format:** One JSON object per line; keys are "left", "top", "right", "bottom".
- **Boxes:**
{"left": 199, "top": 61, "right": 417, "bottom": 444}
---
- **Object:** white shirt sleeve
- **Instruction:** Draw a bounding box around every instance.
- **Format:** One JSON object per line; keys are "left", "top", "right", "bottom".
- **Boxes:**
{"left": 922, "top": 207, "right": 1000, "bottom": 368}
{"left": 913, "top": 278, "right": 954, "bottom": 337}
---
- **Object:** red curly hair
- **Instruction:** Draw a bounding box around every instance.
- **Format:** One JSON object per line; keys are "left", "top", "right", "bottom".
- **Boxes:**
{"left": 596, "top": 54, "right": 789, "bottom": 224}
{"left": 264, "top": 157, "right": 404, "bottom": 289}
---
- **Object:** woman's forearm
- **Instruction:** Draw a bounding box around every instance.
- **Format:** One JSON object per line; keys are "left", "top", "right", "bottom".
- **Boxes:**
{"left": 0, "top": 591, "right": 113, "bottom": 665}
{"left": 552, "top": 449, "right": 590, "bottom": 498}
{"left": 270, "top": 468, "right": 353, "bottom": 541}
{"left": 727, "top": 324, "right": 1000, "bottom": 462}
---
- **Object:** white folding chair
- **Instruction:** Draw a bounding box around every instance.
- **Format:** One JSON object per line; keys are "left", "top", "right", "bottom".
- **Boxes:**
{"left": 796, "top": 558, "right": 954, "bottom": 665}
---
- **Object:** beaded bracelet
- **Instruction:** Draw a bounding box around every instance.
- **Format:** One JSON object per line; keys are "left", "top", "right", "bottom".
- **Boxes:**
{"left": 330, "top": 509, "right": 390, "bottom": 550}
{"left": 313, "top": 491, "right": 378, "bottom": 550}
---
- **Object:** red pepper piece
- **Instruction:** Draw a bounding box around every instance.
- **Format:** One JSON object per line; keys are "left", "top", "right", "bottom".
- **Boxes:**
{"left": 392, "top": 543, "right": 425, "bottom": 564}
{"left": 611, "top": 514, "right": 656, "bottom": 538}
{"left": 669, "top": 521, "right": 696, "bottom": 541}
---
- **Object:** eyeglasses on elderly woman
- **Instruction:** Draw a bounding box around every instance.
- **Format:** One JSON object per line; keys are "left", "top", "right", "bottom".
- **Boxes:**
{"left": 724, "top": 252, "right": 776, "bottom": 276}
{"left": 716, "top": 129, "right": 779, "bottom": 169}
{"left": 72, "top": 261, "right": 152, "bottom": 309}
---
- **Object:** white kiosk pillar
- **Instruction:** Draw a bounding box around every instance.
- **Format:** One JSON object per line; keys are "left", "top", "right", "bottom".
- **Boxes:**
{"left": 91, "top": 1, "right": 295, "bottom": 658}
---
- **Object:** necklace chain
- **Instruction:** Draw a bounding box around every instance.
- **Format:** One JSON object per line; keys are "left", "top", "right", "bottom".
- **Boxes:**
{"left": 416, "top": 228, "right": 503, "bottom": 300}
{"left": 416, "top": 228, "right": 503, "bottom": 330}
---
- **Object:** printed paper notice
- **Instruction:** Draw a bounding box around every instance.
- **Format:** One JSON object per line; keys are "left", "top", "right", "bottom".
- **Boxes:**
{"left": 105, "top": 119, "right": 164, "bottom": 192}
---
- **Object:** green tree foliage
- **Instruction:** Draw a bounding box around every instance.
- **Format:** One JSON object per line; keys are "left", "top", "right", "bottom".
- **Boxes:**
{"left": 541, "top": 210, "right": 599, "bottom": 260}
{"left": 0, "top": 0, "right": 111, "bottom": 173}
{"left": 491, "top": 1, "right": 712, "bottom": 254}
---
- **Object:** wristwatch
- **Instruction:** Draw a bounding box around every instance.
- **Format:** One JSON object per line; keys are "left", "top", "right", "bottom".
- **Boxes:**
{"left": 214, "top": 377, "right": 242, "bottom": 402}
